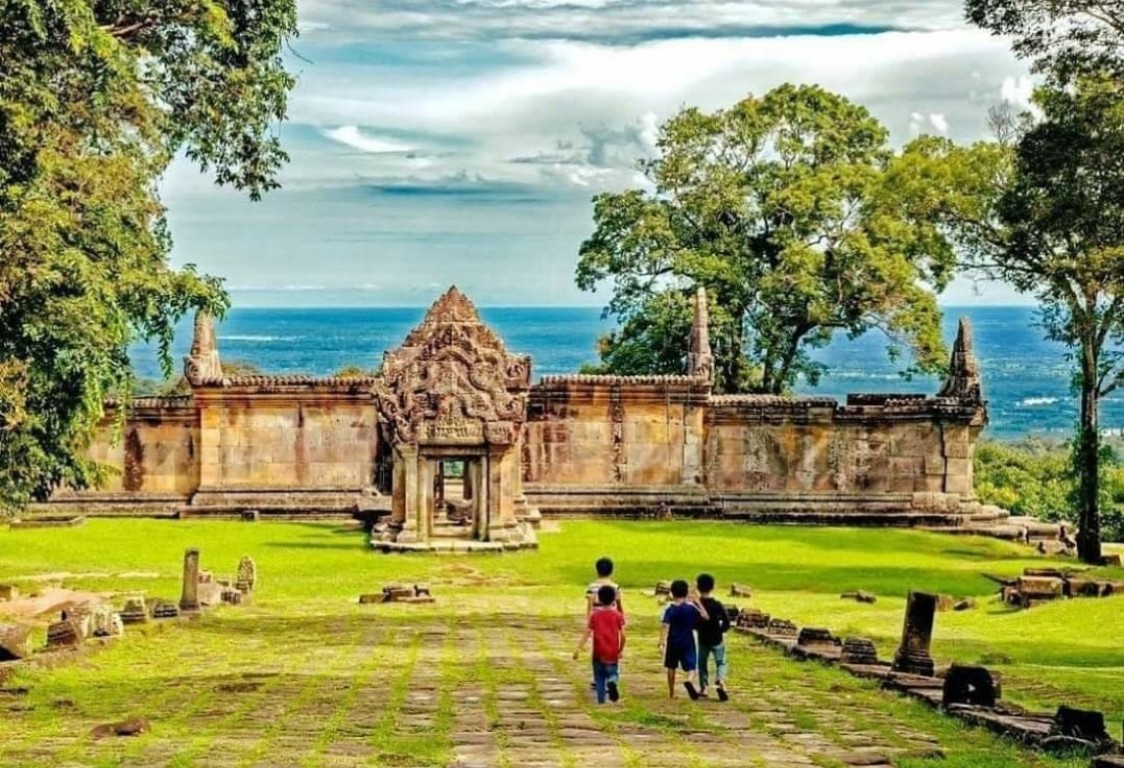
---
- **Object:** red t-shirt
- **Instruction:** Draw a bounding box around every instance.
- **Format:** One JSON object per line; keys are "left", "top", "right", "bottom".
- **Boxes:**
{"left": 589, "top": 607, "right": 625, "bottom": 663}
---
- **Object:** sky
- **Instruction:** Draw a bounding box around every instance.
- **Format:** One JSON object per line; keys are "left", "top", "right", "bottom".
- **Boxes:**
{"left": 160, "top": 0, "right": 1037, "bottom": 308}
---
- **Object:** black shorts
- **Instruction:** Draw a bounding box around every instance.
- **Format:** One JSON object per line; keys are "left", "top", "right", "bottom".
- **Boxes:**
{"left": 664, "top": 641, "right": 697, "bottom": 672}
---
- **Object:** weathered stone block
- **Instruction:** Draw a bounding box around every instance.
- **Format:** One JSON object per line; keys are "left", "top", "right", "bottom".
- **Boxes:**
{"left": 942, "top": 664, "right": 999, "bottom": 708}
{"left": 0, "top": 624, "right": 32, "bottom": 660}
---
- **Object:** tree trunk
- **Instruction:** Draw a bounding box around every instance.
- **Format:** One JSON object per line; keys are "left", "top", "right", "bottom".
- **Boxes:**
{"left": 1076, "top": 344, "right": 1103, "bottom": 564}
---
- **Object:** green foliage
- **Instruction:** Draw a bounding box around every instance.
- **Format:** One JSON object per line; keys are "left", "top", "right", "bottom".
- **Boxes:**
{"left": 577, "top": 84, "right": 965, "bottom": 394}
{"left": 966, "top": 0, "right": 1124, "bottom": 79}
{"left": 948, "top": 74, "right": 1124, "bottom": 561}
{"left": 974, "top": 438, "right": 1124, "bottom": 542}
{"left": 0, "top": 0, "right": 298, "bottom": 512}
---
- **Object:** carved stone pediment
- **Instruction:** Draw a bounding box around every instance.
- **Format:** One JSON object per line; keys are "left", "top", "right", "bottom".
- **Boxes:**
{"left": 375, "top": 287, "right": 530, "bottom": 446}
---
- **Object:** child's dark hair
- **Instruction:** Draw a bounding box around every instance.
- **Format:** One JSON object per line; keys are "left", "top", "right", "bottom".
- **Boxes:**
{"left": 595, "top": 557, "right": 614, "bottom": 578}
{"left": 696, "top": 573, "right": 715, "bottom": 594}
{"left": 597, "top": 584, "right": 617, "bottom": 607}
{"left": 670, "top": 579, "right": 689, "bottom": 598}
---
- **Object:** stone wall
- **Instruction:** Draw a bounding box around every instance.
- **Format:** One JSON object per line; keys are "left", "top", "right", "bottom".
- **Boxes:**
{"left": 189, "top": 386, "right": 381, "bottom": 511}
{"left": 44, "top": 397, "right": 198, "bottom": 513}
{"left": 523, "top": 388, "right": 984, "bottom": 522}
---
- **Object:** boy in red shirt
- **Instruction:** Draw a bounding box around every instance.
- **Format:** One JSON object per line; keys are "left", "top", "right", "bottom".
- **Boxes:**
{"left": 573, "top": 584, "right": 627, "bottom": 703}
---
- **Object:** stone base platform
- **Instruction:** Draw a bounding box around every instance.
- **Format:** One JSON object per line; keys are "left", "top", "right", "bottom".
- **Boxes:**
{"left": 372, "top": 539, "right": 538, "bottom": 554}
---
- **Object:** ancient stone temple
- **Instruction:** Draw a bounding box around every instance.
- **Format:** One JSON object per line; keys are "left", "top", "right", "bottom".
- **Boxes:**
{"left": 42, "top": 287, "right": 992, "bottom": 543}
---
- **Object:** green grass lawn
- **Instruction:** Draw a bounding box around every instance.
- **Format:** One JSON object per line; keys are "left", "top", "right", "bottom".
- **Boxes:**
{"left": 0, "top": 519, "right": 1121, "bottom": 768}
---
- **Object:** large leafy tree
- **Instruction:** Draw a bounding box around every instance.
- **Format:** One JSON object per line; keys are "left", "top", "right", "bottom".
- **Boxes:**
{"left": 959, "top": 76, "right": 1124, "bottom": 564}
{"left": 0, "top": 0, "right": 297, "bottom": 511}
{"left": 577, "top": 84, "right": 957, "bottom": 394}
{"left": 966, "top": 0, "right": 1124, "bottom": 76}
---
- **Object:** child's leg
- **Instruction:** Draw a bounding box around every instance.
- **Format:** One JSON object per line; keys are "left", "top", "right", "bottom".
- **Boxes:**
{"left": 698, "top": 643, "right": 712, "bottom": 692}
{"left": 666, "top": 667, "right": 676, "bottom": 698}
{"left": 593, "top": 661, "right": 608, "bottom": 704}
{"left": 605, "top": 663, "right": 620, "bottom": 702}
{"left": 714, "top": 643, "right": 729, "bottom": 701}
{"left": 714, "top": 643, "right": 728, "bottom": 686}
{"left": 682, "top": 646, "right": 701, "bottom": 700}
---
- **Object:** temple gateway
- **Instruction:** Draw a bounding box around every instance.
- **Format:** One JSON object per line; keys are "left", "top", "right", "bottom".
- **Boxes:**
{"left": 46, "top": 287, "right": 991, "bottom": 552}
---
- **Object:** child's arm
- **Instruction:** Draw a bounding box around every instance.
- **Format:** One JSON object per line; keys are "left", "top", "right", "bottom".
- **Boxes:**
{"left": 586, "top": 591, "right": 595, "bottom": 617}
{"left": 658, "top": 622, "right": 668, "bottom": 650}
{"left": 572, "top": 627, "right": 592, "bottom": 660}
{"left": 717, "top": 601, "right": 731, "bottom": 634}
{"left": 618, "top": 625, "right": 627, "bottom": 656}
{"left": 693, "top": 598, "right": 709, "bottom": 622}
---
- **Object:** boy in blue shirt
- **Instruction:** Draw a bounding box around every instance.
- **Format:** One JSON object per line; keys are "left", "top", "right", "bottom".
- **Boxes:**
{"left": 658, "top": 579, "right": 708, "bottom": 700}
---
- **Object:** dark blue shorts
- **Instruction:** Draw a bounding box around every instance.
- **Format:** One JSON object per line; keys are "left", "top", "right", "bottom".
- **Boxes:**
{"left": 664, "top": 641, "right": 697, "bottom": 672}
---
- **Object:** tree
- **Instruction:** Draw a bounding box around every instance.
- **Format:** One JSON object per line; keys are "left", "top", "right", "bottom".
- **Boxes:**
{"left": 576, "top": 84, "right": 958, "bottom": 394}
{"left": 948, "top": 76, "right": 1124, "bottom": 563}
{"left": 966, "top": 0, "right": 1124, "bottom": 77}
{"left": 0, "top": 0, "right": 298, "bottom": 512}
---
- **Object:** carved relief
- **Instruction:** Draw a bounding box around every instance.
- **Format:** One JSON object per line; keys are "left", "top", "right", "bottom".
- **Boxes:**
{"left": 829, "top": 432, "right": 873, "bottom": 491}
{"left": 610, "top": 385, "right": 625, "bottom": 482}
{"left": 742, "top": 428, "right": 778, "bottom": 491}
{"left": 374, "top": 287, "right": 530, "bottom": 447}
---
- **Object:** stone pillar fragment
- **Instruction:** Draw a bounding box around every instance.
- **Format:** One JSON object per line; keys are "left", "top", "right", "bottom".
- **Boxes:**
{"left": 893, "top": 590, "right": 937, "bottom": 676}
{"left": 180, "top": 548, "right": 201, "bottom": 612}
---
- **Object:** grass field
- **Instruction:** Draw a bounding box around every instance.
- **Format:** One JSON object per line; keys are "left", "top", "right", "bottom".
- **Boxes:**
{"left": 1, "top": 519, "right": 1121, "bottom": 768}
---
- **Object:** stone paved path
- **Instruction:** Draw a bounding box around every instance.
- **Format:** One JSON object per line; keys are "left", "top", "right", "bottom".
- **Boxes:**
{"left": 0, "top": 595, "right": 1009, "bottom": 767}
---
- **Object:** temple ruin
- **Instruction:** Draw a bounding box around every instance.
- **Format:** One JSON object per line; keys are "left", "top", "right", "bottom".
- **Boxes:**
{"left": 42, "top": 287, "right": 992, "bottom": 550}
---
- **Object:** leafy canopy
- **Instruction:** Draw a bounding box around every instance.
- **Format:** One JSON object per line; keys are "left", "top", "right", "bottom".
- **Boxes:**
{"left": 0, "top": 0, "right": 298, "bottom": 510}
{"left": 577, "top": 84, "right": 960, "bottom": 394}
{"left": 966, "top": 0, "right": 1124, "bottom": 77}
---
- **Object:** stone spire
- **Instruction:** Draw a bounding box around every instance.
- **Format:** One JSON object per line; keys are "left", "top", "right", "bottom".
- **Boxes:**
{"left": 938, "top": 317, "right": 982, "bottom": 402}
{"left": 183, "top": 311, "right": 223, "bottom": 385}
{"left": 687, "top": 286, "right": 714, "bottom": 382}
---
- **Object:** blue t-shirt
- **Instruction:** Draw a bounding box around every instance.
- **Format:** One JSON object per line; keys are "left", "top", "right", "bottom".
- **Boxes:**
{"left": 662, "top": 602, "right": 700, "bottom": 647}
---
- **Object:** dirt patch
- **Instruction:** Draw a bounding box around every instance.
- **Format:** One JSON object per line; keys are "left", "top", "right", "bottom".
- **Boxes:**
{"left": 0, "top": 587, "right": 116, "bottom": 622}
{"left": 7, "top": 571, "right": 161, "bottom": 582}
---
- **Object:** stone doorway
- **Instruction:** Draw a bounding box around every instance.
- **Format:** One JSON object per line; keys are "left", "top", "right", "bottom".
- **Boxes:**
{"left": 431, "top": 455, "right": 485, "bottom": 540}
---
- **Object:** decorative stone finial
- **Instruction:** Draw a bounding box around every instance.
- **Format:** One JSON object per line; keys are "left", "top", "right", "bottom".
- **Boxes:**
{"left": 183, "top": 311, "right": 223, "bottom": 385}
{"left": 687, "top": 286, "right": 714, "bottom": 382}
{"left": 938, "top": 317, "right": 982, "bottom": 403}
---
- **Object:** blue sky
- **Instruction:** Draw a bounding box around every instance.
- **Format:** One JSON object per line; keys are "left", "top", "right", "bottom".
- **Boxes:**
{"left": 161, "top": 0, "right": 1035, "bottom": 307}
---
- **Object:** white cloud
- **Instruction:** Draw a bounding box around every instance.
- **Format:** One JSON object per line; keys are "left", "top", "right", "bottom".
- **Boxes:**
{"left": 322, "top": 125, "right": 414, "bottom": 153}
{"left": 161, "top": 2, "right": 1035, "bottom": 305}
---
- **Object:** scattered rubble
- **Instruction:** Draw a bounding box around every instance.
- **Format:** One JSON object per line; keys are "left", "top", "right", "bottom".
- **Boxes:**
{"left": 360, "top": 584, "right": 435, "bottom": 604}
{"left": 729, "top": 583, "right": 752, "bottom": 598}
{"left": 993, "top": 567, "right": 1123, "bottom": 609}
{"left": 840, "top": 590, "right": 877, "bottom": 604}
{"left": 732, "top": 592, "right": 1121, "bottom": 763}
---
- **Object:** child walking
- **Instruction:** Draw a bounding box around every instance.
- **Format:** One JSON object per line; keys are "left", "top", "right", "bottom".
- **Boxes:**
{"left": 695, "top": 573, "right": 731, "bottom": 701}
{"left": 573, "top": 584, "right": 627, "bottom": 703}
{"left": 585, "top": 557, "right": 623, "bottom": 689}
{"left": 659, "top": 579, "right": 708, "bottom": 700}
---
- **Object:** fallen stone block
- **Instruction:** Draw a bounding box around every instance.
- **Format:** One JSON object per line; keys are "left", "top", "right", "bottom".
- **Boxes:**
{"left": 765, "top": 618, "right": 797, "bottom": 637}
{"left": 1017, "top": 576, "right": 1065, "bottom": 600}
{"left": 840, "top": 637, "right": 879, "bottom": 666}
{"left": 840, "top": 590, "right": 877, "bottom": 604}
{"left": 952, "top": 598, "right": 977, "bottom": 611}
{"left": 1101, "top": 554, "right": 1123, "bottom": 567}
{"left": 942, "top": 664, "right": 1000, "bottom": 709}
{"left": 729, "top": 583, "right": 752, "bottom": 598}
{"left": 797, "top": 627, "right": 841, "bottom": 648}
{"left": 119, "top": 598, "right": 148, "bottom": 626}
{"left": 47, "top": 619, "right": 82, "bottom": 649}
{"left": 220, "top": 588, "right": 242, "bottom": 605}
{"left": 1053, "top": 706, "right": 1111, "bottom": 745}
{"left": 654, "top": 581, "right": 672, "bottom": 597}
{"left": 0, "top": 624, "right": 32, "bottom": 661}
{"left": 240, "top": 510, "right": 260, "bottom": 522}
{"left": 150, "top": 601, "right": 180, "bottom": 619}
{"left": 0, "top": 585, "right": 19, "bottom": 602}
{"left": 1093, "top": 754, "right": 1124, "bottom": 768}
{"left": 90, "top": 718, "right": 150, "bottom": 739}
{"left": 735, "top": 608, "right": 770, "bottom": 629}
